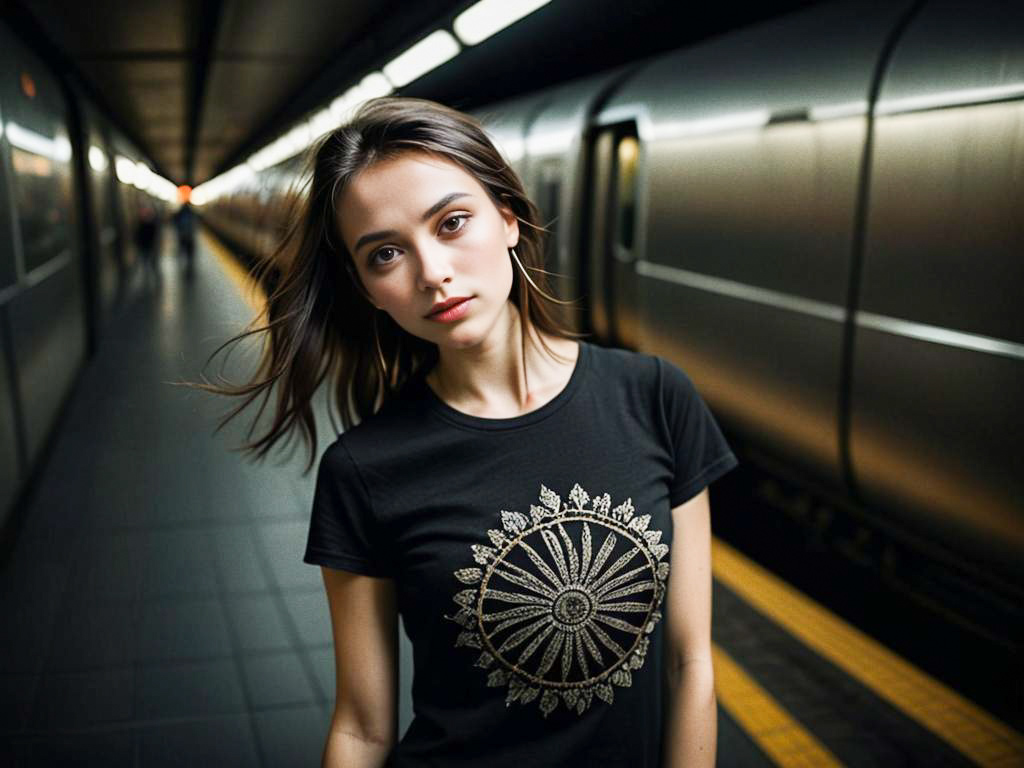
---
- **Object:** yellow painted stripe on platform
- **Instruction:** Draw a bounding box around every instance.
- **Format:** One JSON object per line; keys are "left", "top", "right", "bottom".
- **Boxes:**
{"left": 201, "top": 229, "right": 266, "bottom": 315}
{"left": 711, "top": 537, "right": 1024, "bottom": 767}
{"left": 713, "top": 643, "right": 844, "bottom": 767}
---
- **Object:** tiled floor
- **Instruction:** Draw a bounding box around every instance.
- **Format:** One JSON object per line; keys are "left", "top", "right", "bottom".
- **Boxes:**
{"left": 0, "top": 232, "right": 372, "bottom": 766}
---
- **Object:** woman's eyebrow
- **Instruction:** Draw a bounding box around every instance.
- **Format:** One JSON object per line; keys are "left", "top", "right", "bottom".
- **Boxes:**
{"left": 353, "top": 191, "right": 472, "bottom": 253}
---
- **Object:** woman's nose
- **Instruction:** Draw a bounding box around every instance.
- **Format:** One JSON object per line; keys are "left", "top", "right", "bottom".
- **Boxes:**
{"left": 416, "top": 244, "right": 453, "bottom": 289}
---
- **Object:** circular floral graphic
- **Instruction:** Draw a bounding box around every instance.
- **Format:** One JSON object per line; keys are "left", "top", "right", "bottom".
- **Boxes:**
{"left": 444, "top": 482, "right": 671, "bottom": 717}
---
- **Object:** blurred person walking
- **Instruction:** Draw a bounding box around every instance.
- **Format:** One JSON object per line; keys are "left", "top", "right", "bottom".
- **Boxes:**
{"left": 135, "top": 205, "right": 160, "bottom": 285}
{"left": 173, "top": 203, "right": 198, "bottom": 276}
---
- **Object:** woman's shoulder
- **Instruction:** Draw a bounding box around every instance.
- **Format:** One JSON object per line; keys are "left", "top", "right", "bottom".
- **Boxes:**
{"left": 331, "top": 373, "right": 434, "bottom": 449}
{"left": 585, "top": 342, "right": 711, "bottom": 418}
{"left": 584, "top": 340, "right": 662, "bottom": 386}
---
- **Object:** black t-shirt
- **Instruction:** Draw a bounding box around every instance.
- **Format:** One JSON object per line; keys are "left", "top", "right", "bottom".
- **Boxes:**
{"left": 304, "top": 340, "right": 738, "bottom": 767}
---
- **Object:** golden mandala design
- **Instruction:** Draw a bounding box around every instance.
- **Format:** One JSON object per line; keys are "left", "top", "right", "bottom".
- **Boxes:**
{"left": 444, "top": 482, "right": 671, "bottom": 718}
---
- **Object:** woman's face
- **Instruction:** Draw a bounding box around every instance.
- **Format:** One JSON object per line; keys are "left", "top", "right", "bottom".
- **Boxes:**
{"left": 337, "top": 151, "right": 520, "bottom": 351}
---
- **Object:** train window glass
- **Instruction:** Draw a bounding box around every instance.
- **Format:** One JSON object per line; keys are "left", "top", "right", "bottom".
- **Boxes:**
{"left": 615, "top": 135, "right": 638, "bottom": 251}
{"left": 9, "top": 142, "right": 74, "bottom": 275}
{"left": 1, "top": 54, "right": 73, "bottom": 276}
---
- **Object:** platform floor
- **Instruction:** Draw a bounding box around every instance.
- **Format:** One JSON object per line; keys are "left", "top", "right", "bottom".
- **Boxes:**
{"left": 0, "top": 230, "right": 1020, "bottom": 766}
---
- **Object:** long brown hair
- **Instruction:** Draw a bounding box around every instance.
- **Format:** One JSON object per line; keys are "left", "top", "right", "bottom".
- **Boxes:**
{"left": 186, "top": 96, "right": 585, "bottom": 474}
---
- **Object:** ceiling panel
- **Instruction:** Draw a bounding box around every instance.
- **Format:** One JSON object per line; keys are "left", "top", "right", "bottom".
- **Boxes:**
{"left": 200, "top": 60, "right": 308, "bottom": 134}
{"left": 24, "top": 0, "right": 187, "bottom": 53}
{"left": 138, "top": 127, "right": 187, "bottom": 141}
{"left": 215, "top": 0, "right": 370, "bottom": 57}
{"left": 78, "top": 59, "right": 186, "bottom": 175}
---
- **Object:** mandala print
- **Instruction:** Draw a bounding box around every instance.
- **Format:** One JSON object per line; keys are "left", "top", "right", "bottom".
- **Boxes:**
{"left": 443, "top": 482, "right": 671, "bottom": 718}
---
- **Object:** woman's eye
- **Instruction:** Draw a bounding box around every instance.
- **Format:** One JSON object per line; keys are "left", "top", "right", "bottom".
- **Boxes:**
{"left": 441, "top": 214, "right": 469, "bottom": 234}
{"left": 371, "top": 247, "right": 398, "bottom": 266}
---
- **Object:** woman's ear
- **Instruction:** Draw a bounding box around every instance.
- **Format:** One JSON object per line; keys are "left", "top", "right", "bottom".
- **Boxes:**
{"left": 501, "top": 205, "right": 520, "bottom": 248}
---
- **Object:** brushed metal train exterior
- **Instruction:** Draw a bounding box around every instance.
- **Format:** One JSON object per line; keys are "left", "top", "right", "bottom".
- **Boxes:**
{"left": 202, "top": 0, "right": 1024, "bottom": 592}
{"left": 0, "top": 21, "right": 168, "bottom": 523}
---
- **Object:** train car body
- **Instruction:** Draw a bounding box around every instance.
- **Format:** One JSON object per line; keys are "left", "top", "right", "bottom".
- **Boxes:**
{"left": 470, "top": 0, "right": 1023, "bottom": 594}
{"left": 186, "top": 0, "right": 1024, "bottom": 625}
{"left": 0, "top": 24, "right": 85, "bottom": 513}
{"left": 0, "top": 19, "right": 171, "bottom": 526}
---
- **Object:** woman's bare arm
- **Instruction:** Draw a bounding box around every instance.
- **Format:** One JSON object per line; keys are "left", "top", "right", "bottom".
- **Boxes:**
{"left": 661, "top": 487, "right": 717, "bottom": 768}
{"left": 320, "top": 566, "right": 399, "bottom": 768}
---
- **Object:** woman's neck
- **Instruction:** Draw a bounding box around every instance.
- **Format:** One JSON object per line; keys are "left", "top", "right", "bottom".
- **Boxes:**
{"left": 425, "top": 306, "right": 577, "bottom": 418}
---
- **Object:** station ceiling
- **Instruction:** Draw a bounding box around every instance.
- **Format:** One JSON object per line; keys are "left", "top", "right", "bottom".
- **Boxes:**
{"left": 11, "top": 0, "right": 821, "bottom": 186}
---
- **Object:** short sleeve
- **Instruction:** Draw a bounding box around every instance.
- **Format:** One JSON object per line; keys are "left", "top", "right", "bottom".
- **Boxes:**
{"left": 656, "top": 357, "right": 739, "bottom": 507}
{"left": 303, "top": 437, "right": 393, "bottom": 577}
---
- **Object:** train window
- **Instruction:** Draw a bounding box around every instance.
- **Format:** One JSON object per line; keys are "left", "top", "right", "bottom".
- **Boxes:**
{"left": 1, "top": 59, "right": 73, "bottom": 276}
{"left": 615, "top": 135, "right": 638, "bottom": 251}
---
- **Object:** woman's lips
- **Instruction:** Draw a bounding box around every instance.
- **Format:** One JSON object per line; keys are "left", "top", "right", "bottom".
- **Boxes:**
{"left": 426, "top": 297, "right": 473, "bottom": 322}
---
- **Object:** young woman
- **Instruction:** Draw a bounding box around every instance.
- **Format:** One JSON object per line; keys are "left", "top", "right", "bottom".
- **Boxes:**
{"left": 198, "top": 96, "right": 738, "bottom": 767}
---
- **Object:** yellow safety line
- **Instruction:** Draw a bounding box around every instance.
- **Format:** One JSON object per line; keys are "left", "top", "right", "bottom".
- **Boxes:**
{"left": 712, "top": 537, "right": 1024, "bottom": 767}
{"left": 200, "top": 228, "right": 267, "bottom": 315}
{"left": 712, "top": 644, "right": 844, "bottom": 767}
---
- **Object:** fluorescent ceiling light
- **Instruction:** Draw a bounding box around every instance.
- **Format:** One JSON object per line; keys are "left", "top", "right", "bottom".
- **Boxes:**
{"left": 383, "top": 30, "right": 460, "bottom": 88}
{"left": 249, "top": 121, "right": 313, "bottom": 171}
{"left": 330, "top": 90, "right": 359, "bottom": 122}
{"left": 88, "top": 145, "right": 109, "bottom": 172}
{"left": 330, "top": 72, "right": 394, "bottom": 123}
{"left": 454, "top": 0, "right": 552, "bottom": 45}
{"left": 250, "top": 70, "right": 397, "bottom": 174}
{"left": 309, "top": 108, "right": 340, "bottom": 139}
{"left": 237, "top": 66, "right": 400, "bottom": 180}
{"left": 5, "top": 122, "right": 72, "bottom": 161}
{"left": 133, "top": 162, "right": 153, "bottom": 190}
{"left": 248, "top": 138, "right": 289, "bottom": 172}
{"left": 191, "top": 163, "right": 257, "bottom": 205}
{"left": 145, "top": 174, "right": 177, "bottom": 202}
{"left": 115, "top": 155, "right": 137, "bottom": 184}
{"left": 285, "top": 123, "right": 311, "bottom": 149}
{"left": 360, "top": 72, "right": 393, "bottom": 99}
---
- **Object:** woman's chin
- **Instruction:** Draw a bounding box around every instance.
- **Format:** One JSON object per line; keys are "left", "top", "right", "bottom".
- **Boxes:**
{"left": 435, "top": 331, "right": 481, "bottom": 351}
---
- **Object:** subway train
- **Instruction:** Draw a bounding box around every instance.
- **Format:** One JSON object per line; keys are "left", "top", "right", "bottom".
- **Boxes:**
{"left": 0, "top": 22, "right": 176, "bottom": 536}
{"left": 198, "top": 0, "right": 1024, "bottom": 646}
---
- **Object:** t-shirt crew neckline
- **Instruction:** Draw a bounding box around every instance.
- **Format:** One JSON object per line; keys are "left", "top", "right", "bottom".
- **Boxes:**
{"left": 420, "top": 339, "right": 590, "bottom": 431}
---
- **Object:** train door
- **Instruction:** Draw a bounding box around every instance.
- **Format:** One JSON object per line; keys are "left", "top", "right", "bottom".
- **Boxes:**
{"left": 584, "top": 121, "right": 640, "bottom": 348}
